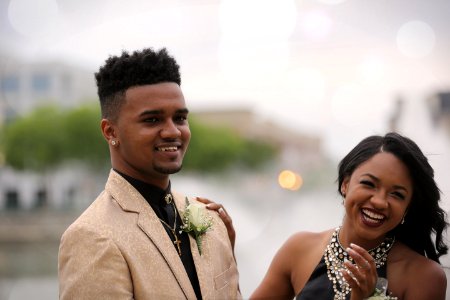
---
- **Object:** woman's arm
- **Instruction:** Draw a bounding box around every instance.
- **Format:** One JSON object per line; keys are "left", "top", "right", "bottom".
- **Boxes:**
{"left": 250, "top": 235, "right": 298, "bottom": 300}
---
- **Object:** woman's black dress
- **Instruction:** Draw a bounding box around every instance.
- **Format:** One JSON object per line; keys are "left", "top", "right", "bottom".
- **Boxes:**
{"left": 296, "top": 256, "right": 388, "bottom": 300}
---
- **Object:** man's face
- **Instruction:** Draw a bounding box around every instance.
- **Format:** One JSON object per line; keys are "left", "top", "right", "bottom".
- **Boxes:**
{"left": 106, "top": 82, "right": 191, "bottom": 186}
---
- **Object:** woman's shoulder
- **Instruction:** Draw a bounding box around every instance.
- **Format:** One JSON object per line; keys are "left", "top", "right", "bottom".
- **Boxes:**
{"left": 281, "top": 228, "right": 335, "bottom": 255}
{"left": 391, "top": 242, "right": 445, "bottom": 272}
{"left": 389, "top": 242, "right": 447, "bottom": 299}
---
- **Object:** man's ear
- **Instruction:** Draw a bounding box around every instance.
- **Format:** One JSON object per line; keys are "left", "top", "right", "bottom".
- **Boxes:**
{"left": 101, "top": 118, "right": 116, "bottom": 142}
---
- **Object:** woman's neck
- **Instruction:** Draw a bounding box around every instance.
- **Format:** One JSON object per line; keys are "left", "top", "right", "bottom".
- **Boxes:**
{"left": 339, "top": 222, "right": 386, "bottom": 250}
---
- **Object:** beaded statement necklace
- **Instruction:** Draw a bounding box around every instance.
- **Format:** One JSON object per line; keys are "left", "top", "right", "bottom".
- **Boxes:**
{"left": 324, "top": 227, "right": 395, "bottom": 300}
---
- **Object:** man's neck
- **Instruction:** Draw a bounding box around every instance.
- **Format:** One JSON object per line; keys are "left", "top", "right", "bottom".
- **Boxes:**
{"left": 112, "top": 168, "right": 170, "bottom": 190}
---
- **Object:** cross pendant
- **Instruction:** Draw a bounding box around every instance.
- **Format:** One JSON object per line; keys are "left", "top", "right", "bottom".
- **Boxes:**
{"left": 173, "top": 235, "right": 182, "bottom": 256}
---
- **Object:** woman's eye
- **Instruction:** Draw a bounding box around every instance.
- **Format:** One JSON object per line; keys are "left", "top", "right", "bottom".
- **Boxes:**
{"left": 361, "top": 180, "right": 374, "bottom": 187}
{"left": 392, "top": 192, "right": 406, "bottom": 200}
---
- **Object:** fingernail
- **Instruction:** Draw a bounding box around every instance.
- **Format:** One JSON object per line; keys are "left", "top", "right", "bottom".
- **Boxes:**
{"left": 350, "top": 243, "right": 360, "bottom": 249}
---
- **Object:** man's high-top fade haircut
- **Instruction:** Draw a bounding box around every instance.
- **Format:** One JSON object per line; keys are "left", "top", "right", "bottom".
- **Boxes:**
{"left": 95, "top": 48, "right": 181, "bottom": 120}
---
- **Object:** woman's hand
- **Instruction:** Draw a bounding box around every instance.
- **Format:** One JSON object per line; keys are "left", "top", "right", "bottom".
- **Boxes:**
{"left": 195, "top": 197, "right": 236, "bottom": 250}
{"left": 343, "top": 243, "right": 377, "bottom": 300}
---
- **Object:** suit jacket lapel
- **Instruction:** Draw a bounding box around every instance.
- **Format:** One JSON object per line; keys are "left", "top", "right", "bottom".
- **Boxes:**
{"left": 106, "top": 170, "right": 197, "bottom": 300}
{"left": 174, "top": 193, "right": 214, "bottom": 299}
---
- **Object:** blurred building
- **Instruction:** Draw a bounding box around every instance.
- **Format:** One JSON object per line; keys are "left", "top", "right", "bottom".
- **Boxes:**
{"left": 0, "top": 53, "right": 96, "bottom": 124}
{"left": 428, "top": 92, "right": 450, "bottom": 133}
{"left": 0, "top": 53, "right": 99, "bottom": 211}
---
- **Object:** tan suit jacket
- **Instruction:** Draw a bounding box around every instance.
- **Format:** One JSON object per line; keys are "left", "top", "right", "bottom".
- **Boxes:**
{"left": 58, "top": 170, "right": 240, "bottom": 299}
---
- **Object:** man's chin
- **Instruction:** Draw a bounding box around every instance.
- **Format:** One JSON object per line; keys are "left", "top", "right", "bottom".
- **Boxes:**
{"left": 155, "top": 165, "right": 183, "bottom": 175}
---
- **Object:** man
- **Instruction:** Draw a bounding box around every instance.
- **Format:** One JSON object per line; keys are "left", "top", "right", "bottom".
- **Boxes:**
{"left": 58, "top": 48, "right": 240, "bottom": 299}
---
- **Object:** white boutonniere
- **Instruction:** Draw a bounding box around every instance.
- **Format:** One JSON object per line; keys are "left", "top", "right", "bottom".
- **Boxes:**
{"left": 366, "top": 278, "right": 397, "bottom": 300}
{"left": 180, "top": 197, "right": 213, "bottom": 255}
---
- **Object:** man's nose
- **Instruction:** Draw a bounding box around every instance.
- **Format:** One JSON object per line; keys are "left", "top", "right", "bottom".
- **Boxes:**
{"left": 161, "top": 120, "right": 181, "bottom": 138}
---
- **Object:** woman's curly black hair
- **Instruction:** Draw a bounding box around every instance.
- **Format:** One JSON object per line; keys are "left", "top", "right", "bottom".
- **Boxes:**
{"left": 94, "top": 48, "right": 180, "bottom": 120}
{"left": 337, "top": 132, "right": 448, "bottom": 263}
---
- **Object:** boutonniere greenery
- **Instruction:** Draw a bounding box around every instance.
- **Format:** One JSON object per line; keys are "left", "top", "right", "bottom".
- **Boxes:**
{"left": 365, "top": 278, "right": 397, "bottom": 300}
{"left": 180, "top": 197, "right": 213, "bottom": 255}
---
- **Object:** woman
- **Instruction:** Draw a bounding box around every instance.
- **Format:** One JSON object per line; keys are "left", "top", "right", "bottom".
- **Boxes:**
{"left": 251, "top": 132, "right": 448, "bottom": 300}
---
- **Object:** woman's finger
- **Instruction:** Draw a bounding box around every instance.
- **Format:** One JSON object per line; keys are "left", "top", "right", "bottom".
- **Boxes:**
{"left": 344, "top": 245, "right": 377, "bottom": 299}
{"left": 349, "top": 243, "right": 376, "bottom": 273}
{"left": 195, "top": 197, "right": 236, "bottom": 249}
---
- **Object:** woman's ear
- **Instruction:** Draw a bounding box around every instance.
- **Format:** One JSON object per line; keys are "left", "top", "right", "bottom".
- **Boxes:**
{"left": 340, "top": 177, "right": 349, "bottom": 197}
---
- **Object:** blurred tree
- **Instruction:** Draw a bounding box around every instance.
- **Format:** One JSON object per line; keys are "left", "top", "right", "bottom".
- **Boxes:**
{"left": 0, "top": 104, "right": 108, "bottom": 172}
{"left": 62, "top": 104, "right": 109, "bottom": 170}
{"left": 184, "top": 117, "right": 277, "bottom": 172}
{"left": 1, "top": 106, "right": 66, "bottom": 171}
{"left": 237, "top": 139, "right": 277, "bottom": 169}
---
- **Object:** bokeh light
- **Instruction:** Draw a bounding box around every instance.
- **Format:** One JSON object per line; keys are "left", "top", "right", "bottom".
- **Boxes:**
{"left": 278, "top": 170, "right": 304, "bottom": 191}
{"left": 396, "top": 20, "right": 435, "bottom": 59}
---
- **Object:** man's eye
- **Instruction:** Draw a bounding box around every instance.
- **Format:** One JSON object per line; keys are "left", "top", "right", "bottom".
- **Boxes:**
{"left": 175, "top": 116, "right": 188, "bottom": 122}
{"left": 145, "top": 118, "right": 159, "bottom": 123}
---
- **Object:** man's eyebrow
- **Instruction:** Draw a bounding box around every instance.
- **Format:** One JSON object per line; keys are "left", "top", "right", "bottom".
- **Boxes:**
{"left": 139, "top": 110, "right": 162, "bottom": 117}
{"left": 176, "top": 108, "right": 189, "bottom": 114}
{"left": 138, "top": 108, "right": 189, "bottom": 117}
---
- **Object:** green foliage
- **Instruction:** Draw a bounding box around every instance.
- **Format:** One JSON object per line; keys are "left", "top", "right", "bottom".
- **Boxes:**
{"left": 0, "top": 106, "right": 276, "bottom": 173}
{"left": 237, "top": 139, "right": 277, "bottom": 169}
{"left": 183, "top": 118, "right": 243, "bottom": 171}
{"left": 63, "top": 105, "right": 109, "bottom": 168}
{"left": 0, "top": 104, "right": 108, "bottom": 172}
{"left": 1, "top": 106, "right": 66, "bottom": 170}
{"left": 183, "top": 117, "right": 277, "bottom": 172}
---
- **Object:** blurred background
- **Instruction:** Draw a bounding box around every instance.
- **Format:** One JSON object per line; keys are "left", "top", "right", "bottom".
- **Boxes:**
{"left": 0, "top": 0, "right": 450, "bottom": 299}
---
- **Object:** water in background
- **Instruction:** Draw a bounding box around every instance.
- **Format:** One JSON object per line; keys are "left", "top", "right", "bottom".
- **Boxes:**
{"left": 0, "top": 171, "right": 449, "bottom": 299}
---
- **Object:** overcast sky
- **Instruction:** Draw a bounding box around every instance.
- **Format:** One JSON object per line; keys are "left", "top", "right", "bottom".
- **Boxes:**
{"left": 1, "top": 0, "right": 450, "bottom": 159}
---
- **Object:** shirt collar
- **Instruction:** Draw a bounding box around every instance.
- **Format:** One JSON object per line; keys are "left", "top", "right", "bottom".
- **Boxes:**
{"left": 114, "top": 169, "right": 171, "bottom": 206}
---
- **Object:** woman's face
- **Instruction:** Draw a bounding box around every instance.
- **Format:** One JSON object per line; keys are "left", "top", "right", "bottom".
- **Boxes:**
{"left": 341, "top": 152, "right": 413, "bottom": 244}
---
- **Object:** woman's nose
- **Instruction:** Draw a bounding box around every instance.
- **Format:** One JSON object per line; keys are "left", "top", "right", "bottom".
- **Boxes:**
{"left": 370, "top": 192, "right": 389, "bottom": 209}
